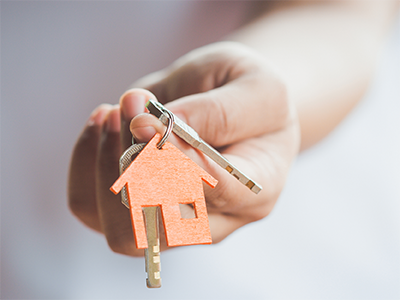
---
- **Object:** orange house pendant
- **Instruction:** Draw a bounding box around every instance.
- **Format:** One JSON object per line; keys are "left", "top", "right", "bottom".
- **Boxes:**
{"left": 110, "top": 133, "right": 218, "bottom": 249}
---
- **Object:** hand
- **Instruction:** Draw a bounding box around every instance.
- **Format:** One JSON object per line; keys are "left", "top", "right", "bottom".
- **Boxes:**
{"left": 68, "top": 42, "right": 300, "bottom": 256}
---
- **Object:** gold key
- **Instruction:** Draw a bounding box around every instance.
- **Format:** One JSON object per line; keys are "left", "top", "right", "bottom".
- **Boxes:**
{"left": 119, "top": 143, "right": 162, "bottom": 288}
{"left": 143, "top": 206, "right": 161, "bottom": 288}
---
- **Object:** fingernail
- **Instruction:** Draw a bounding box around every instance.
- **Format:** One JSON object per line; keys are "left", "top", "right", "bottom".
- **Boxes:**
{"left": 105, "top": 107, "right": 121, "bottom": 132}
{"left": 87, "top": 104, "right": 112, "bottom": 126}
{"left": 131, "top": 126, "right": 156, "bottom": 141}
{"left": 120, "top": 93, "right": 146, "bottom": 121}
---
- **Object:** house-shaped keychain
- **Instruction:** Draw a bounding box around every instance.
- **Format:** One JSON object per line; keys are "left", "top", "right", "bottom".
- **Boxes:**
{"left": 110, "top": 133, "right": 218, "bottom": 249}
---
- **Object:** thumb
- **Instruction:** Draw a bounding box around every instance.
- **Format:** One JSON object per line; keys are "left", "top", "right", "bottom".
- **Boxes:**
{"left": 164, "top": 71, "right": 289, "bottom": 148}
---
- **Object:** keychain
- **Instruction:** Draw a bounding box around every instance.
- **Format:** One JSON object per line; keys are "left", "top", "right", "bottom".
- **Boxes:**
{"left": 110, "top": 100, "right": 262, "bottom": 288}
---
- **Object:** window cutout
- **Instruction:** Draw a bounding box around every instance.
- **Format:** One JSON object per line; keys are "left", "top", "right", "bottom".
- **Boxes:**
{"left": 179, "top": 203, "right": 197, "bottom": 219}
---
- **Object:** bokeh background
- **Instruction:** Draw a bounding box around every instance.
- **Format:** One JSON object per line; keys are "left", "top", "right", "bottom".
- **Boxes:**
{"left": 1, "top": 2, "right": 399, "bottom": 299}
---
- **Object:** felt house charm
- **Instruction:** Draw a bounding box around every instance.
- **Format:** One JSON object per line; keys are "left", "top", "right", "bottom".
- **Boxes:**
{"left": 110, "top": 133, "right": 218, "bottom": 249}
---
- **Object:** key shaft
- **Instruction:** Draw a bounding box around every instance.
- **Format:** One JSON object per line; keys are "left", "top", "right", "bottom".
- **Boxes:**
{"left": 143, "top": 206, "right": 161, "bottom": 288}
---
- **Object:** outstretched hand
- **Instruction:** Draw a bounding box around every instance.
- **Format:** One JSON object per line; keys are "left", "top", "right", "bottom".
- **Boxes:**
{"left": 68, "top": 42, "right": 300, "bottom": 256}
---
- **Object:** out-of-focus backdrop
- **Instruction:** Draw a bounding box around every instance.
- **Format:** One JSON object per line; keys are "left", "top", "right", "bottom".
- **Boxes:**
{"left": 1, "top": 2, "right": 399, "bottom": 299}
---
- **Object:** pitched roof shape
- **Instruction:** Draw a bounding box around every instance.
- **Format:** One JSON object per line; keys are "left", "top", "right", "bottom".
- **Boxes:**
{"left": 111, "top": 133, "right": 218, "bottom": 249}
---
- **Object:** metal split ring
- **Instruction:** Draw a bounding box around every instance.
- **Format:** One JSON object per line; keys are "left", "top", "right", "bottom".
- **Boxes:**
{"left": 156, "top": 109, "right": 175, "bottom": 149}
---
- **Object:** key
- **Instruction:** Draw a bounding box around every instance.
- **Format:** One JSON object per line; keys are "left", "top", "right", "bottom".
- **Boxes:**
{"left": 146, "top": 99, "right": 262, "bottom": 194}
{"left": 119, "top": 143, "right": 162, "bottom": 288}
{"left": 119, "top": 143, "right": 146, "bottom": 208}
{"left": 143, "top": 206, "right": 161, "bottom": 288}
{"left": 111, "top": 109, "right": 217, "bottom": 288}
{"left": 112, "top": 132, "right": 218, "bottom": 287}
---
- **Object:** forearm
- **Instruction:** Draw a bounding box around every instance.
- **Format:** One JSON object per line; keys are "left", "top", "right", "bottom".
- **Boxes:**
{"left": 227, "top": 1, "right": 398, "bottom": 150}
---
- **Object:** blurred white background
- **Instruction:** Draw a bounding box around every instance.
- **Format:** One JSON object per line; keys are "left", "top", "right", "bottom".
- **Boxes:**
{"left": 1, "top": 2, "right": 399, "bottom": 299}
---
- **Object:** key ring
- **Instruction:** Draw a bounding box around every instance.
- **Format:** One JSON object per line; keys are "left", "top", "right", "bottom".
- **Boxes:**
{"left": 157, "top": 109, "right": 174, "bottom": 149}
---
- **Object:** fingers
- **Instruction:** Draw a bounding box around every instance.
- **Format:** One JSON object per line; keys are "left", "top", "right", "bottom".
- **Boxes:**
{"left": 71, "top": 98, "right": 170, "bottom": 256}
{"left": 203, "top": 122, "right": 299, "bottom": 243}
{"left": 119, "top": 89, "right": 152, "bottom": 150}
{"left": 70, "top": 94, "right": 296, "bottom": 252}
{"left": 96, "top": 107, "right": 144, "bottom": 256}
{"left": 68, "top": 104, "right": 112, "bottom": 232}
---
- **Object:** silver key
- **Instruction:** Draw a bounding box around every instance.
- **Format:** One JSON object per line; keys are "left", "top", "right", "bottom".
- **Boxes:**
{"left": 119, "top": 143, "right": 146, "bottom": 208}
{"left": 146, "top": 100, "right": 262, "bottom": 194}
{"left": 119, "top": 143, "right": 162, "bottom": 288}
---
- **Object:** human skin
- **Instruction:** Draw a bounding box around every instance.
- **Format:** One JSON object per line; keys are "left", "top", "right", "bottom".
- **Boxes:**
{"left": 68, "top": 1, "right": 398, "bottom": 256}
